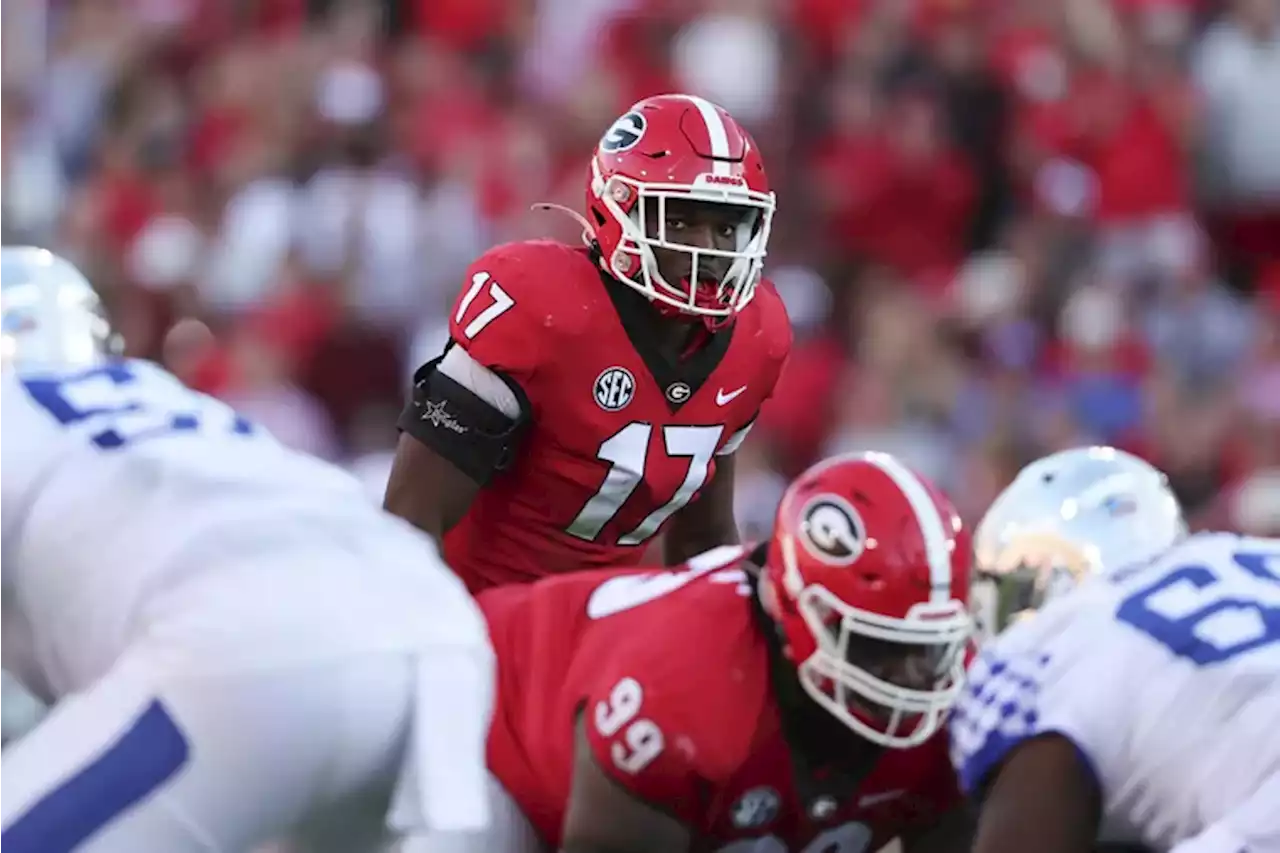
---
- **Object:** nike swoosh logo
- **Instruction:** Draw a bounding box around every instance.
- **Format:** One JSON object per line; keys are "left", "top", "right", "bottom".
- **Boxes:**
{"left": 716, "top": 386, "right": 747, "bottom": 406}
{"left": 857, "top": 789, "right": 905, "bottom": 808}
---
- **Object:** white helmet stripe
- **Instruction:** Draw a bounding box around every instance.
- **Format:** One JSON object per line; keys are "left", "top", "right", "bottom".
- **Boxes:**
{"left": 863, "top": 452, "right": 953, "bottom": 603}
{"left": 680, "top": 95, "right": 732, "bottom": 176}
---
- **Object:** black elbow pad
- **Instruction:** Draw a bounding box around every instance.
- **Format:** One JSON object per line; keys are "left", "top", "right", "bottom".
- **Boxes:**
{"left": 396, "top": 355, "right": 531, "bottom": 486}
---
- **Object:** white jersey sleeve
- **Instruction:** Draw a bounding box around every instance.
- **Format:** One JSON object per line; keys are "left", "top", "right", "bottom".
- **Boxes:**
{"left": 0, "top": 359, "right": 408, "bottom": 693}
{"left": 950, "top": 532, "right": 1280, "bottom": 851}
{"left": 947, "top": 587, "right": 1137, "bottom": 799}
{"left": 437, "top": 345, "right": 521, "bottom": 418}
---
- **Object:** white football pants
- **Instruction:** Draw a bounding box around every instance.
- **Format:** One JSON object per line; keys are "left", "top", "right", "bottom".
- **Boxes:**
{"left": 0, "top": 640, "right": 488, "bottom": 845}
{"left": 404, "top": 773, "right": 544, "bottom": 853}
{"left": 1, "top": 563, "right": 493, "bottom": 853}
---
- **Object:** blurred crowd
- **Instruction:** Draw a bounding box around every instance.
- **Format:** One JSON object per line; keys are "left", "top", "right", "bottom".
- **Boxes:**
{"left": 4, "top": 0, "right": 1280, "bottom": 540}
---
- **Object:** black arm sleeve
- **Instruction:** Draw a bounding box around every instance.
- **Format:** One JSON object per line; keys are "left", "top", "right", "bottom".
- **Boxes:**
{"left": 396, "top": 353, "right": 532, "bottom": 486}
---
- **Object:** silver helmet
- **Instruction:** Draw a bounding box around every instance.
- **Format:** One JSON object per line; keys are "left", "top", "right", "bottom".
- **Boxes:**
{"left": 972, "top": 446, "right": 1186, "bottom": 640}
{"left": 1, "top": 247, "right": 119, "bottom": 369}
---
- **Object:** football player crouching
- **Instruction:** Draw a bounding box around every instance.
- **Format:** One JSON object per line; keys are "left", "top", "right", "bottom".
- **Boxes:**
{"left": 439, "top": 452, "right": 977, "bottom": 853}
{"left": 0, "top": 248, "right": 493, "bottom": 852}
{"left": 951, "top": 448, "right": 1279, "bottom": 853}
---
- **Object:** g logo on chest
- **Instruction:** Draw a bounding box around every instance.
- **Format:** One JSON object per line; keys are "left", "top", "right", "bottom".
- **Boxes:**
{"left": 799, "top": 495, "right": 866, "bottom": 566}
{"left": 665, "top": 381, "right": 691, "bottom": 404}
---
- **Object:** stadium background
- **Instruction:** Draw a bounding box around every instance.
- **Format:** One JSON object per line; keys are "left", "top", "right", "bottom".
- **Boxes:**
{"left": 1, "top": 0, "right": 1279, "bottom": 849}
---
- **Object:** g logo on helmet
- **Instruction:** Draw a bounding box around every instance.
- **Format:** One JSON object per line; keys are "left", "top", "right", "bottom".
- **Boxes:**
{"left": 799, "top": 495, "right": 865, "bottom": 566}
{"left": 600, "top": 112, "right": 646, "bottom": 153}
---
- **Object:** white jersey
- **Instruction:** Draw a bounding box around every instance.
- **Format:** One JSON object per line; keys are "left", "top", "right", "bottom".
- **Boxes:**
{"left": 950, "top": 531, "right": 1280, "bottom": 852}
{"left": 1, "top": 359, "right": 461, "bottom": 699}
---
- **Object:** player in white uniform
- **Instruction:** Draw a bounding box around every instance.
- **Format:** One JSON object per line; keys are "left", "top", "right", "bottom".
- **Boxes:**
{"left": 0, "top": 247, "right": 494, "bottom": 852}
{"left": 950, "top": 446, "right": 1280, "bottom": 853}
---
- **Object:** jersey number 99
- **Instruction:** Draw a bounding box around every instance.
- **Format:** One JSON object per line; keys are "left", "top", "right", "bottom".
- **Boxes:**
{"left": 594, "top": 677, "right": 664, "bottom": 775}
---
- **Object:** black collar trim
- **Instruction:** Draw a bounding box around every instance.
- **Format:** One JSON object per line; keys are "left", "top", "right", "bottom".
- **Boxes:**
{"left": 597, "top": 266, "right": 736, "bottom": 413}
{"left": 746, "top": 562, "right": 884, "bottom": 824}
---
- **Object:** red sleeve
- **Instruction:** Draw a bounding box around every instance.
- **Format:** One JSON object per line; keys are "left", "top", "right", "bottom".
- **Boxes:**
{"left": 577, "top": 624, "right": 763, "bottom": 822}
{"left": 447, "top": 243, "right": 547, "bottom": 387}
{"left": 753, "top": 279, "right": 794, "bottom": 405}
{"left": 581, "top": 671, "right": 702, "bottom": 818}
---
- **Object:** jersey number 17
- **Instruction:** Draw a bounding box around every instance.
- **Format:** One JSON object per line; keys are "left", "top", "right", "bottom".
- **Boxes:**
{"left": 566, "top": 423, "right": 725, "bottom": 545}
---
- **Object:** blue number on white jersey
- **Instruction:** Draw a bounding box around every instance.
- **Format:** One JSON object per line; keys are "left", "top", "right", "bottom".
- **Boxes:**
{"left": 1115, "top": 546, "right": 1280, "bottom": 666}
{"left": 20, "top": 361, "right": 254, "bottom": 449}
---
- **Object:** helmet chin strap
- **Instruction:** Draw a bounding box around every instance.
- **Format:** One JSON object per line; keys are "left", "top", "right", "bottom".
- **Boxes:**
{"left": 780, "top": 533, "right": 805, "bottom": 598}
{"left": 692, "top": 290, "right": 736, "bottom": 332}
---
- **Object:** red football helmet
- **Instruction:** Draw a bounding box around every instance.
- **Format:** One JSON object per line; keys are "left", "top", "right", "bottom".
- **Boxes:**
{"left": 585, "top": 94, "right": 775, "bottom": 324}
{"left": 764, "top": 452, "right": 974, "bottom": 749}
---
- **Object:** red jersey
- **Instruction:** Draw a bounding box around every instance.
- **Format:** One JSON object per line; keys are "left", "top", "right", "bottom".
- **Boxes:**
{"left": 479, "top": 546, "right": 963, "bottom": 851}
{"left": 444, "top": 240, "right": 791, "bottom": 592}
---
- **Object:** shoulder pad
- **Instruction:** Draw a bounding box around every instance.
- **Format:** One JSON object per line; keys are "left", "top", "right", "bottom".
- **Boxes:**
{"left": 581, "top": 568, "right": 769, "bottom": 788}
{"left": 748, "top": 279, "right": 795, "bottom": 367}
{"left": 448, "top": 241, "right": 600, "bottom": 379}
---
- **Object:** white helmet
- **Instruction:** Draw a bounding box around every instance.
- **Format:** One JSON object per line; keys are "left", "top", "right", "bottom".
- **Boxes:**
{"left": 2, "top": 247, "right": 119, "bottom": 369}
{"left": 972, "top": 446, "right": 1186, "bottom": 640}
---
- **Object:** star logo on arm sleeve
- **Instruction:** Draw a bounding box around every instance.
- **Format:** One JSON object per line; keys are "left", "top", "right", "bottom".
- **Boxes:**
{"left": 419, "top": 399, "right": 468, "bottom": 435}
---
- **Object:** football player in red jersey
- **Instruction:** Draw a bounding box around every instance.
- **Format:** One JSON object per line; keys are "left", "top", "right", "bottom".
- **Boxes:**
{"left": 384, "top": 94, "right": 792, "bottom": 593}
{"left": 466, "top": 452, "right": 976, "bottom": 853}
